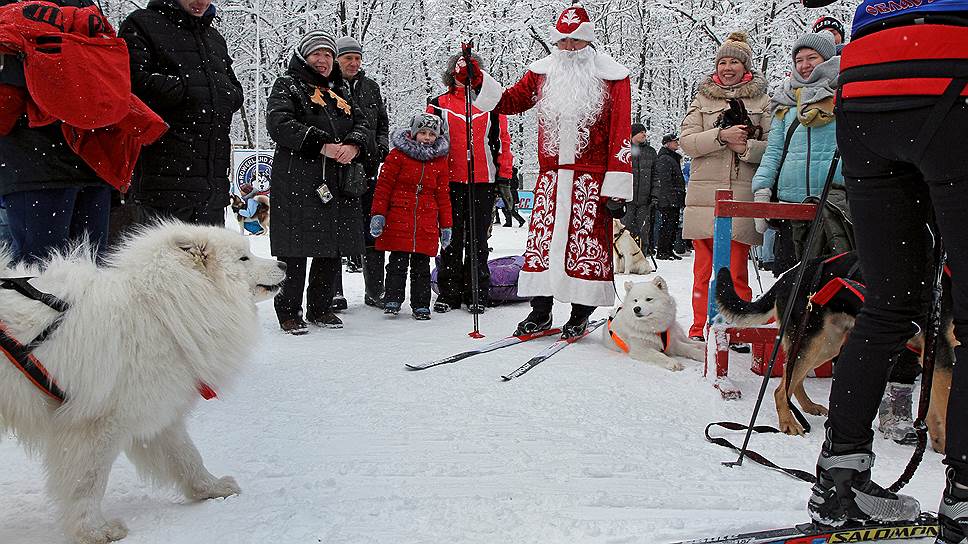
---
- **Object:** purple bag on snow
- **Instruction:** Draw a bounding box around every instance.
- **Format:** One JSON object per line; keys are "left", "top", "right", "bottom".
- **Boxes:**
{"left": 431, "top": 255, "right": 528, "bottom": 303}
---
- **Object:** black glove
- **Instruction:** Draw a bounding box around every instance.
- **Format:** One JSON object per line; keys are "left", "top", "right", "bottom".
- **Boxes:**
{"left": 495, "top": 177, "right": 511, "bottom": 187}
{"left": 605, "top": 199, "right": 626, "bottom": 219}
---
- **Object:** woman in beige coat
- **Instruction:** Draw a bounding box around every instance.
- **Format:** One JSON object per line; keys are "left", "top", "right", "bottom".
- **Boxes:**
{"left": 680, "top": 32, "right": 771, "bottom": 339}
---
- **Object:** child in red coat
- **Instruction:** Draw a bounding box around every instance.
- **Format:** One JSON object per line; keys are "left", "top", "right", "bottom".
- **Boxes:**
{"left": 370, "top": 113, "right": 452, "bottom": 319}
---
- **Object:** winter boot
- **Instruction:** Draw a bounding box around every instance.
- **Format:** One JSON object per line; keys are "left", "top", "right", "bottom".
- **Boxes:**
{"left": 808, "top": 431, "right": 920, "bottom": 526}
{"left": 561, "top": 304, "right": 595, "bottom": 339}
{"left": 878, "top": 382, "right": 918, "bottom": 445}
{"left": 938, "top": 467, "right": 968, "bottom": 544}
{"left": 280, "top": 318, "right": 309, "bottom": 336}
{"left": 433, "top": 299, "right": 457, "bottom": 313}
{"left": 307, "top": 312, "right": 343, "bottom": 329}
{"left": 346, "top": 255, "right": 363, "bottom": 273}
{"left": 412, "top": 307, "right": 431, "bottom": 321}
{"left": 363, "top": 249, "right": 385, "bottom": 308}
{"left": 514, "top": 310, "right": 552, "bottom": 336}
{"left": 332, "top": 293, "right": 348, "bottom": 312}
{"left": 384, "top": 302, "right": 401, "bottom": 315}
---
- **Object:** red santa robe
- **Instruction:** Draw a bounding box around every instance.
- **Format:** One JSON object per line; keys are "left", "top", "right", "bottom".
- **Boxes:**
{"left": 474, "top": 51, "right": 633, "bottom": 307}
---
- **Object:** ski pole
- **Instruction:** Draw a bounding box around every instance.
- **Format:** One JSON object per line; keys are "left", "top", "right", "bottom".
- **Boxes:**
{"left": 724, "top": 150, "right": 840, "bottom": 469}
{"left": 461, "top": 40, "right": 484, "bottom": 339}
{"left": 748, "top": 247, "right": 764, "bottom": 296}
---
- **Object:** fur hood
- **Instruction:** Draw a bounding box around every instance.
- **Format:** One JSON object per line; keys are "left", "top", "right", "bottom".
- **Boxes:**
{"left": 698, "top": 71, "right": 767, "bottom": 100}
{"left": 390, "top": 128, "right": 449, "bottom": 162}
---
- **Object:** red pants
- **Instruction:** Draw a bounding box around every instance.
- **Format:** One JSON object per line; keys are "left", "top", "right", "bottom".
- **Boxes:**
{"left": 690, "top": 238, "right": 752, "bottom": 338}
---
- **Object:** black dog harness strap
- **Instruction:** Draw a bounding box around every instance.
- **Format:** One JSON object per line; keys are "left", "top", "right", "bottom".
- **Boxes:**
{"left": 0, "top": 277, "right": 68, "bottom": 402}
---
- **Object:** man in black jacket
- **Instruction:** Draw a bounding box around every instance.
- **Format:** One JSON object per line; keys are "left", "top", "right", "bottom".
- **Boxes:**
{"left": 653, "top": 134, "right": 686, "bottom": 260}
{"left": 119, "top": 0, "right": 244, "bottom": 226}
{"left": 621, "top": 123, "right": 657, "bottom": 254}
{"left": 335, "top": 36, "right": 390, "bottom": 308}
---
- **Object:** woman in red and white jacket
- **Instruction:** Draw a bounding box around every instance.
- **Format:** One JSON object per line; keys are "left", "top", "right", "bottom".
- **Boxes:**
{"left": 370, "top": 113, "right": 452, "bottom": 320}
{"left": 426, "top": 51, "right": 514, "bottom": 314}
{"left": 802, "top": 1, "right": 968, "bottom": 540}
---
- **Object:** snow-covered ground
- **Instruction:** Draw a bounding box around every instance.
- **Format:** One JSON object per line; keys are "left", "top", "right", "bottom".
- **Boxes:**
{"left": 0, "top": 218, "right": 946, "bottom": 543}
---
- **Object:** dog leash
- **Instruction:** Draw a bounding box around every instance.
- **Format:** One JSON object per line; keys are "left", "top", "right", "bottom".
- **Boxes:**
{"left": 705, "top": 421, "right": 817, "bottom": 483}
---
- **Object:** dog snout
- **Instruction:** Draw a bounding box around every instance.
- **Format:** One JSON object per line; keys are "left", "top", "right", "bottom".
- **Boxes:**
{"left": 276, "top": 261, "right": 287, "bottom": 272}
{"left": 633, "top": 306, "right": 641, "bottom": 314}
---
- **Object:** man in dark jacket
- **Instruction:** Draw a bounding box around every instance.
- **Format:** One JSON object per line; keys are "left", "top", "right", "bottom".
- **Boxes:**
{"left": 653, "top": 134, "right": 686, "bottom": 260}
{"left": 119, "top": 0, "right": 244, "bottom": 226}
{"left": 0, "top": 0, "right": 115, "bottom": 264}
{"left": 334, "top": 36, "right": 390, "bottom": 308}
{"left": 621, "top": 123, "right": 657, "bottom": 254}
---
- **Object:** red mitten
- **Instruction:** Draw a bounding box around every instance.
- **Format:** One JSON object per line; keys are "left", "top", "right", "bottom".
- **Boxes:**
{"left": 453, "top": 57, "right": 483, "bottom": 88}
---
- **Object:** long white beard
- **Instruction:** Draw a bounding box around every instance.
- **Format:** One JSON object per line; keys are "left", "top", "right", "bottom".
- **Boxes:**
{"left": 536, "top": 47, "right": 607, "bottom": 158}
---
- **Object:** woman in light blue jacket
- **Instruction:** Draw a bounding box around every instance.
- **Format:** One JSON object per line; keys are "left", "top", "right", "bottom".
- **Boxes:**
{"left": 751, "top": 32, "right": 850, "bottom": 268}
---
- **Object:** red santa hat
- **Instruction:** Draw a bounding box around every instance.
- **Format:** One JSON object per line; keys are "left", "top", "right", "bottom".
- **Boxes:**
{"left": 550, "top": 1, "right": 596, "bottom": 44}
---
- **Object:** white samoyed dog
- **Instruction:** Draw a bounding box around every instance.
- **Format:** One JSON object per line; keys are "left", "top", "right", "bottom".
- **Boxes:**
{"left": 0, "top": 222, "right": 285, "bottom": 544}
{"left": 603, "top": 277, "right": 705, "bottom": 371}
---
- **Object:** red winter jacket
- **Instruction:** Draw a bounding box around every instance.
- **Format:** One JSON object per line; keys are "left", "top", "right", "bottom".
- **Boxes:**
{"left": 371, "top": 129, "right": 453, "bottom": 257}
{"left": 427, "top": 87, "right": 513, "bottom": 183}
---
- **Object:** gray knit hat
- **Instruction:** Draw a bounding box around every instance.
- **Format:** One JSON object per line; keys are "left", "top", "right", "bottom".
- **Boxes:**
{"left": 716, "top": 31, "right": 754, "bottom": 71}
{"left": 336, "top": 36, "right": 363, "bottom": 58}
{"left": 410, "top": 113, "right": 444, "bottom": 138}
{"left": 298, "top": 31, "right": 337, "bottom": 59}
{"left": 792, "top": 32, "right": 836, "bottom": 61}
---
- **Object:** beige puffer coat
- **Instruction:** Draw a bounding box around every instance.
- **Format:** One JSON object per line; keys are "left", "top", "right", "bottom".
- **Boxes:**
{"left": 680, "top": 72, "right": 771, "bottom": 246}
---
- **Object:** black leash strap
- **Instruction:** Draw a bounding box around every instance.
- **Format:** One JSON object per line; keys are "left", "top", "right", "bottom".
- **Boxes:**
{"left": 0, "top": 324, "right": 66, "bottom": 402}
{"left": 912, "top": 78, "right": 968, "bottom": 163}
{"left": 706, "top": 421, "right": 816, "bottom": 483}
{"left": 1, "top": 277, "right": 69, "bottom": 312}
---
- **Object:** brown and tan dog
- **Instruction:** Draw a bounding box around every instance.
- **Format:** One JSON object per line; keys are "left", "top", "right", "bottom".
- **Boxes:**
{"left": 715, "top": 251, "right": 952, "bottom": 452}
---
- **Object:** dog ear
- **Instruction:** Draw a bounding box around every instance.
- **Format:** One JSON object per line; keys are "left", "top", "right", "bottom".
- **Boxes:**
{"left": 652, "top": 276, "right": 667, "bottom": 291}
{"left": 624, "top": 280, "right": 634, "bottom": 293}
{"left": 174, "top": 236, "right": 214, "bottom": 272}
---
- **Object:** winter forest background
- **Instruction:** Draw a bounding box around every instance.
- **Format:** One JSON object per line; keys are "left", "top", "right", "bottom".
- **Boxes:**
{"left": 100, "top": 0, "right": 854, "bottom": 182}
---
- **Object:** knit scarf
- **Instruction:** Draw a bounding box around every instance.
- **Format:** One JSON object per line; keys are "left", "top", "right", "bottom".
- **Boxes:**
{"left": 770, "top": 56, "right": 840, "bottom": 127}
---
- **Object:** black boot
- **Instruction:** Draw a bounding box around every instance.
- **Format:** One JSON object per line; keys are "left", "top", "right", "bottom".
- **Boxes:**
{"left": 561, "top": 304, "right": 595, "bottom": 339}
{"left": 938, "top": 466, "right": 968, "bottom": 544}
{"left": 515, "top": 296, "right": 553, "bottom": 336}
{"left": 808, "top": 430, "right": 920, "bottom": 526}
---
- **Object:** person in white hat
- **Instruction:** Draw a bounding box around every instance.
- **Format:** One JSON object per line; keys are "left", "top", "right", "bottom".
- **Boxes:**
{"left": 464, "top": 1, "right": 633, "bottom": 338}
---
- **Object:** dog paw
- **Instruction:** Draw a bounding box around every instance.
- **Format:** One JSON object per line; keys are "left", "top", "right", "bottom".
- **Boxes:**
{"left": 190, "top": 476, "right": 241, "bottom": 500}
{"left": 779, "top": 420, "right": 806, "bottom": 436}
{"left": 73, "top": 519, "right": 128, "bottom": 544}
{"left": 664, "top": 360, "right": 685, "bottom": 372}
{"left": 802, "top": 403, "right": 828, "bottom": 416}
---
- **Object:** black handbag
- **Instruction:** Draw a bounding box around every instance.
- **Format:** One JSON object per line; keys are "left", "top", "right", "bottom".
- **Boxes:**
{"left": 338, "top": 162, "right": 367, "bottom": 198}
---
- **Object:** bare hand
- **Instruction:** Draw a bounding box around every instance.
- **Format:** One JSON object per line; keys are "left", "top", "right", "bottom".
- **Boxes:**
{"left": 334, "top": 144, "right": 359, "bottom": 164}
{"left": 719, "top": 125, "right": 749, "bottom": 146}
{"left": 322, "top": 143, "right": 340, "bottom": 158}
{"left": 727, "top": 142, "right": 748, "bottom": 155}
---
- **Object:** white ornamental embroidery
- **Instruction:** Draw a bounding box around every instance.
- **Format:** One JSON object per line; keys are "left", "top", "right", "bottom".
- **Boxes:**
{"left": 560, "top": 9, "right": 582, "bottom": 27}
{"left": 615, "top": 138, "right": 632, "bottom": 165}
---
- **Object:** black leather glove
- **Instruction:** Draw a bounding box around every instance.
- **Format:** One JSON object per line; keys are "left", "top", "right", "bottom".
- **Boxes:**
{"left": 605, "top": 198, "right": 626, "bottom": 219}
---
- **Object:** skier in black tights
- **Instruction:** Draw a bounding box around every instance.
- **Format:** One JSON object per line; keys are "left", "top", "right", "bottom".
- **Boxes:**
{"left": 802, "top": 2, "right": 968, "bottom": 542}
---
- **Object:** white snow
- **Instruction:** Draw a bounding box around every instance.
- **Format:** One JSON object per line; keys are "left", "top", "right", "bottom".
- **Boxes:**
{"left": 0, "top": 219, "right": 945, "bottom": 543}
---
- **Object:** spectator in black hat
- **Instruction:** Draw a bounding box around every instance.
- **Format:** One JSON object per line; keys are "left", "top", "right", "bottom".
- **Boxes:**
{"left": 331, "top": 35, "right": 391, "bottom": 309}
{"left": 654, "top": 134, "right": 686, "bottom": 260}
{"left": 622, "top": 122, "right": 658, "bottom": 254}
{"left": 812, "top": 16, "right": 846, "bottom": 53}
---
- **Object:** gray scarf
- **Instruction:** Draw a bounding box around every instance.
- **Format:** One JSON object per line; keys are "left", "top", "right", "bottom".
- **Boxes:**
{"left": 769, "top": 56, "right": 840, "bottom": 114}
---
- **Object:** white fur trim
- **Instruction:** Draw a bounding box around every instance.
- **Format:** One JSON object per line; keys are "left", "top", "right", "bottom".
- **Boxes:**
{"left": 473, "top": 71, "right": 503, "bottom": 112}
{"left": 601, "top": 171, "right": 633, "bottom": 200}
{"left": 550, "top": 22, "right": 596, "bottom": 44}
{"left": 516, "top": 168, "right": 616, "bottom": 308}
{"left": 529, "top": 50, "right": 630, "bottom": 81}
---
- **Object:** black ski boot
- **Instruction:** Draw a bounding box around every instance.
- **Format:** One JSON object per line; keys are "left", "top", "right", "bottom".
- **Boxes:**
{"left": 808, "top": 431, "right": 920, "bottom": 526}
{"left": 514, "top": 309, "right": 552, "bottom": 336}
{"left": 938, "top": 467, "right": 968, "bottom": 544}
{"left": 561, "top": 304, "right": 595, "bottom": 339}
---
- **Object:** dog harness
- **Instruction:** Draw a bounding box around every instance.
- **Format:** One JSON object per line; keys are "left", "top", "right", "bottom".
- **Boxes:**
{"left": 0, "top": 277, "right": 69, "bottom": 402}
{"left": 606, "top": 311, "right": 670, "bottom": 354}
{"left": 0, "top": 277, "right": 218, "bottom": 403}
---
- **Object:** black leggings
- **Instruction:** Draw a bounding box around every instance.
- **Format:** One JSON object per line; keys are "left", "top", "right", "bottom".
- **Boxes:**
{"left": 827, "top": 99, "right": 968, "bottom": 477}
{"left": 274, "top": 256, "right": 340, "bottom": 322}
{"left": 385, "top": 251, "right": 431, "bottom": 309}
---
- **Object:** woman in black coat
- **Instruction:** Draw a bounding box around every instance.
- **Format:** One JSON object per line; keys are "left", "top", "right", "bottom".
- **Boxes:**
{"left": 266, "top": 31, "right": 368, "bottom": 333}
